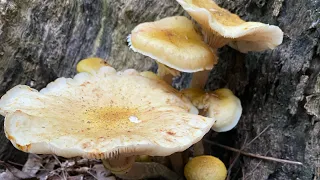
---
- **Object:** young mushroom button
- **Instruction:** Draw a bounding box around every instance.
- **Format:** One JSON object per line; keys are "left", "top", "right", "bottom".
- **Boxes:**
{"left": 76, "top": 57, "right": 111, "bottom": 73}
{"left": 0, "top": 66, "right": 216, "bottom": 179}
{"left": 184, "top": 155, "right": 227, "bottom": 180}
{"left": 176, "top": 0, "right": 284, "bottom": 53}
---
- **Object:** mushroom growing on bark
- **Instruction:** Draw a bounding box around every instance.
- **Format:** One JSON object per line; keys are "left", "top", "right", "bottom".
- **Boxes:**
{"left": 128, "top": 16, "right": 217, "bottom": 87}
{"left": 184, "top": 155, "right": 227, "bottom": 180}
{"left": 76, "top": 57, "right": 110, "bottom": 73}
{"left": 182, "top": 88, "right": 242, "bottom": 132}
{"left": 181, "top": 88, "right": 242, "bottom": 156}
{"left": 176, "top": 0, "right": 284, "bottom": 53}
{"left": 0, "top": 66, "right": 216, "bottom": 179}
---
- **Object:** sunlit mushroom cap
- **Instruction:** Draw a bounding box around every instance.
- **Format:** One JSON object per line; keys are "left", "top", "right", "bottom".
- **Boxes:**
{"left": 0, "top": 67, "right": 215, "bottom": 159}
{"left": 128, "top": 16, "right": 217, "bottom": 72}
{"left": 176, "top": 0, "right": 283, "bottom": 52}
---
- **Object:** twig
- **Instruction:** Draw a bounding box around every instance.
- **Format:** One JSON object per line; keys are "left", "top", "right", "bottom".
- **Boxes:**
{"left": 228, "top": 125, "right": 271, "bottom": 179}
{"left": 227, "top": 135, "right": 247, "bottom": 180}
{"left": 7, "top": 161, "right": 24, "bottom": 167}
{"left": 242, "top": 151, "right": 269, "bottom": 180}
{"left": 86, "top": 170, "right": 98, "bottom": 180}
{"left": 245, "top": 125, "right": 272, "bottom": 147}
{"left": 53, "top": 155, "right": 67, "bottom": 180}
{"left": 204, "top": 140, "right": 303, "bottom": 165}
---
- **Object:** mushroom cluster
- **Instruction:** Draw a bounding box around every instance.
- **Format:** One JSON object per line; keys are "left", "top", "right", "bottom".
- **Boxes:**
{"left": 0, "top": 0, "right": 283, "bottom": 180}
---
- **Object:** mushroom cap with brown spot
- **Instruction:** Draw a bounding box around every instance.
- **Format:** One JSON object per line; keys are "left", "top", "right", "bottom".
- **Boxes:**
{"left": 184, "top": 155, "right": 227, "bottom": 180}
{"left": 0, "top": 67, "right": 215, "bottom": 159}
{"left": 128, "top": 16, "right": 217, "bottom": 72}
{"left": 176, "top": 0, "right": 283, "bottom": 52}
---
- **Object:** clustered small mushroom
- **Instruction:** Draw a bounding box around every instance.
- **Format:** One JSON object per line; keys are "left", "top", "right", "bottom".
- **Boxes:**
{"left": 128, "top": 16, "right": 217, "bottom": 87}
{"left": 76, "top": 57, "right": 111, "bottom": 73}
{"left": 0, "top": 0, "right": 284, "bottom": 180}
{"left": 176, "top": 0, "right": 284, "bottom": 53}
{"left": 184, "top": 155, "right": 227, "bottom": 180}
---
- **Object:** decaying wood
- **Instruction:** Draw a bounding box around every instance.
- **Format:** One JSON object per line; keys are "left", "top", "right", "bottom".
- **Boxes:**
{"left": 0, "top": 0, "right": 319, "bottom": 179}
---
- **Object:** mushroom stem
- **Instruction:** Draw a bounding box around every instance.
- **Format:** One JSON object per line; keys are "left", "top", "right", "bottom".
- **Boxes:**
{"left": 156, "top": 62, "right": 180, "bottom": 85}
{"left": 102, "top": 156, "right": 136, "bottom": 175}
{"left": 190, "top": 70, "right": 211, "bottom": 89}
{"left": 115, "top": 162, "right": 183, "bottom": 180}
{"left": 202, "top": 27, "right": 232, "bottom": 49}
{"left": 193, "top": 141, "right": 205, "bottom": 156}
{"left": 193, "top": 109, "right": 207, "bottom": 156}
{"left": 169, "top": 152, "right": 184, "bottom": 175}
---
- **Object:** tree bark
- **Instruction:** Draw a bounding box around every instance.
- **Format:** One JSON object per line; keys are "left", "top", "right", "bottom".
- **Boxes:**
{"left": 0, "top": 0, "right": 319, "bottom": 179}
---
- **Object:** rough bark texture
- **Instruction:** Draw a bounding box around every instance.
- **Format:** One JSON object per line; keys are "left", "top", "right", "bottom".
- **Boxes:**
{"left": 0, "top": 0, "right": 319, "bottom": 179}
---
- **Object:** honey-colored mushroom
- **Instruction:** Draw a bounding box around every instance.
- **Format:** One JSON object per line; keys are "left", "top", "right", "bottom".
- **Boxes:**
{"left": 184, "top": 155, "right": 227, "bottom": 180}
{"left": 182, "top": 88, "right": 242, "bottom": 132}
{"left": 0, "top": 66, "right": 216, "bottom": 179}
{"left": 176, "top": 0, "right": 283, "bottom": 53}
{"left": 76, "top": 57, "right": 110, "bottom": 73}
{"left": 128, "top": 16, "right": 217, "bottom": 85}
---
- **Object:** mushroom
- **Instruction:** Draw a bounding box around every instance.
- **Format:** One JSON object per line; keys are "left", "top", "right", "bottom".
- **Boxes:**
{"left": 0, "top": 66, "right": 215, "bottom": 179}
{"left": 128, "top": 16, "right": 217, "bottom": 87}
{"left": 181, "top": 88, "right": 242, "bottom": 156}
{"left": 176, "top": 0, "right": 284, "bottom": 53}
{"left": 181, "top": 88, "right": 242, "bottom": 132}
{"left": 76, "top": 57, "right": 110, "bottom": 73}
{"left": 184, "top": 155, "right": 227, "bottom": 180}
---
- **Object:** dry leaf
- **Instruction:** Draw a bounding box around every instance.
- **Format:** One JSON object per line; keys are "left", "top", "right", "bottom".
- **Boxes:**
{"left": 23, "top": 154, "right": 42, "bottom": 176}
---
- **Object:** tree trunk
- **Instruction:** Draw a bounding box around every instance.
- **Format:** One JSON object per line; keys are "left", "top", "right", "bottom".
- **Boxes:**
{"left": 0, "top": 0, "right": 319, "bottom": 179}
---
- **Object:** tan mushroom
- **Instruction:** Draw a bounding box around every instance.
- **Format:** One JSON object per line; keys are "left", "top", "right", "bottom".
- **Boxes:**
{"left": 182, "top": 88, "right": 242, "bottom": 132}
{"left": 128, "top": 16, "right": 217, "bottom": 86}
{"left": 184, "top": 155, "right": 227, "bottom": 180}
{"left": 181, "top": 88, "right": 242, "bottom": 156}
{"left": 0, "top": 66, "right": 215, "bottom": 179}
{"left": 176, "top": 0, "right": 283, "bottom": 53}
{"left": 76, "top": 57, "right": 110, "bottom": 73}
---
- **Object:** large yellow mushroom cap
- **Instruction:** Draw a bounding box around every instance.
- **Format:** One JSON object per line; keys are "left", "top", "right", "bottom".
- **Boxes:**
{"left": 184, "top": 155, "right": 227, "bottom": 180}
{"left": 0, "top": 67, "right": 215, "bottom": 159}
{"left": 176, "top": 0, "right": 283, "bottom": 52}
{"left": 128, "top": 16, "right": 217, "bottom": 73}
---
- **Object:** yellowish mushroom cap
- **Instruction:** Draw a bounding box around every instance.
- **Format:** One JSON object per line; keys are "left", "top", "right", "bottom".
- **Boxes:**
{"left": 184, "top": 155, "right": 227, "bottom": 180}
{"left": 182, "top": 88, "right": 242, "bottom": 132}
{"left": 0, "top": 67, "right": 215, "bottom": 159}
{"left": 176, "top": 0, "right": 283, "bottom": 52}
{"left": 128, "top": 16, "right": 217, "bottom": 73}
{"left": 76, "top": 57, "right": 110, "bottom": 73}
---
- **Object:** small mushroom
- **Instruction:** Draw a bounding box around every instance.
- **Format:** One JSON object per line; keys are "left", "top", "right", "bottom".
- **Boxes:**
{"left": 0, "top": 67, "right": 215, "bottom": 179}
{"left": 176, "top": 0, "right": 283, "bottom": 53}
{"left": 181, "top": 88, "right": 242, "bottom": 156}
{"left": 182, "top": 88, "right": 242, "bottom": 132}
{"left": 76, "top": 57, "right": 110, "bottom": 73}
{"left": 128, "top": 16, "right": 217, "bottom": 86}
{"left": 184, "top": 155, "right": 227, "bottom": 180}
